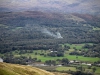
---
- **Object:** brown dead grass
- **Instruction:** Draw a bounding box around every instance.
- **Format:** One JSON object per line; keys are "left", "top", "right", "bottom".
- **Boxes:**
{"left": 0, "top": 62, "right": 54, "bottom": 75}
{"left": 0, "top": 62, "right": 71, "bottom": 75}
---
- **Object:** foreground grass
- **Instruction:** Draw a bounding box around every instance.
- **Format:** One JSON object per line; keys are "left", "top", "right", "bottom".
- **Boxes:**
{"left": 0, "top": 62, "right": 55, "bottom": 75}
{"left": 0, "top": 62, "right": 71, "bottom": 75}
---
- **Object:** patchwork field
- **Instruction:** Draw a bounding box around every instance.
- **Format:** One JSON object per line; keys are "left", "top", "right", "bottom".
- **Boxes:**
{"left": 10, "top": 49, "right": 99, "bottom": 63}
{"left": 8, "top": 43, "right": 98, "bottom": 63}
{"left": 0, "top": 43, "right": 100, "bottom": 75}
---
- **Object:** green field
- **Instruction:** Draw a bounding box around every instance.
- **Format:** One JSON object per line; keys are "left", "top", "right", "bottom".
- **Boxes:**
{"left": 0, "top": 24, "right": 8, "bottom": 28}
{"left": 55, "top": 66, "right": 100, "bottom": 75}
{"left": 15, "top": 43, "right": 98, "bottom": 62}
{"left": 12, "top": 49, "right": 100, "bottom": 63}
{"left": 95, "top": 66, "right": 100, "bottom": 74}
{"left": 12, "top": 27, "right": 23, "bottom": 31}
{"left": 3, "top": 43, "right": 98, "bottom": 63}
{"left": 56, "top": 66, "right": 76, "bottom": 71}
{"left": 93, "top": 27, "right": 100, "bottom": 30}
{"left": 62, "top": 43, "right": 93, "bottom": 50}
{"left": 65, "top": 55, "right": 99, "bottom": 62}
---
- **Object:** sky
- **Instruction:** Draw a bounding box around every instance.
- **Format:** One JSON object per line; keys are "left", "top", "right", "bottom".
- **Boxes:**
{"left": 0, "top": 0, "right": 80, "bottom": 8}
{"left": 0, "top": 0, "right": 100, "bottom": 13}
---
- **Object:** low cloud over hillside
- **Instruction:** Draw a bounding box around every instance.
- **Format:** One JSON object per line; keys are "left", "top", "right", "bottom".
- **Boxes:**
{"left": 0, "top": 0, "right": 100, "bottom": 14}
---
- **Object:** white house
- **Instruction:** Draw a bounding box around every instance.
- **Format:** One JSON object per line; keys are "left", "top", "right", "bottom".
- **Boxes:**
{"left": 0, "top": 58, "right": 3, "bottom": 62}
{"left": 86, "top": 64, "right": 91, "bottom": 66}
{"left": 69, "top": 60, "right": 74, "bottom": 63}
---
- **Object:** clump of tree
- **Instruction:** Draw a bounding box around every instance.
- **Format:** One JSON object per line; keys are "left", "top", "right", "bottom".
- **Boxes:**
{"left": 93, "top": 61, "right": 100, "bottom": 66}
{"left": 45, "top": 60, "right": 56, "bottom": 66}
{"left": 45, "top": 58, "right": 69, "bottom": 66}
{"left": 71, "top": 71, "right": 93, "bottom": 75}
{"left": 69, "top": 44, "right": 100, "bottom": 58}
{"left": 47, "top": 52, "right": 64, "bottom": 57}
{"left": 2, "top": 53, "right": 40, "bottom": 65}
{"left": 61, "top": 58, "right": 69, "bottom": 66}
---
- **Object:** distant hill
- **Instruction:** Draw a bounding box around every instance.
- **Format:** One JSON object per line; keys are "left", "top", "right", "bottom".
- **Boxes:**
{"left": 0, "top": 0, "right": 100, "bottom": 15}
{"left": 0, "top": 11, "right": 100, "bottom": 53}
{"left": 0, "top": 62, "right": 70, "bottom": 75}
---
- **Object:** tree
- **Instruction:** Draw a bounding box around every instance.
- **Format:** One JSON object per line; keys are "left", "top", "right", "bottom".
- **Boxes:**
{"left": 61, "top": 58, "right": 69, "bottom": 66}
{"left": 92, "top": 67, "right": 96, "bottom": 73}
{"left": 45, "top": 60, "right": 56, "bottom": 66}
{"left": 72, "top": 71, "right": 93, "bottom": 75}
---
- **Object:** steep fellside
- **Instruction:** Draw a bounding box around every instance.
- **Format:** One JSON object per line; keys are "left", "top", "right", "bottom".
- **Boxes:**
{"left": 0, "top": 62, "right": 70, "bottom": 75}
{"left": 0, "top": 62, "right": 55, "bottom": 75}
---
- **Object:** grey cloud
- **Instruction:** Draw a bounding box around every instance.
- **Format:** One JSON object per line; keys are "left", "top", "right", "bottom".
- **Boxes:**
{"left": 0, "top": 0, "right": 100, "bottom": 14}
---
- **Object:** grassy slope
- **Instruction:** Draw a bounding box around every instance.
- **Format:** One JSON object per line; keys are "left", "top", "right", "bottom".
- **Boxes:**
{"left": 0, "top": 62, "right": 70, "bottom": 75}
{"left": 0, "top": 62, "right": 55, "bottom": 75}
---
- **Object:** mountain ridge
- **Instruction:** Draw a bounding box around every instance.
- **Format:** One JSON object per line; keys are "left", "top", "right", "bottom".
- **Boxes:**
{"left": 0, "top": 0, "right": 100, "bottom": 15}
